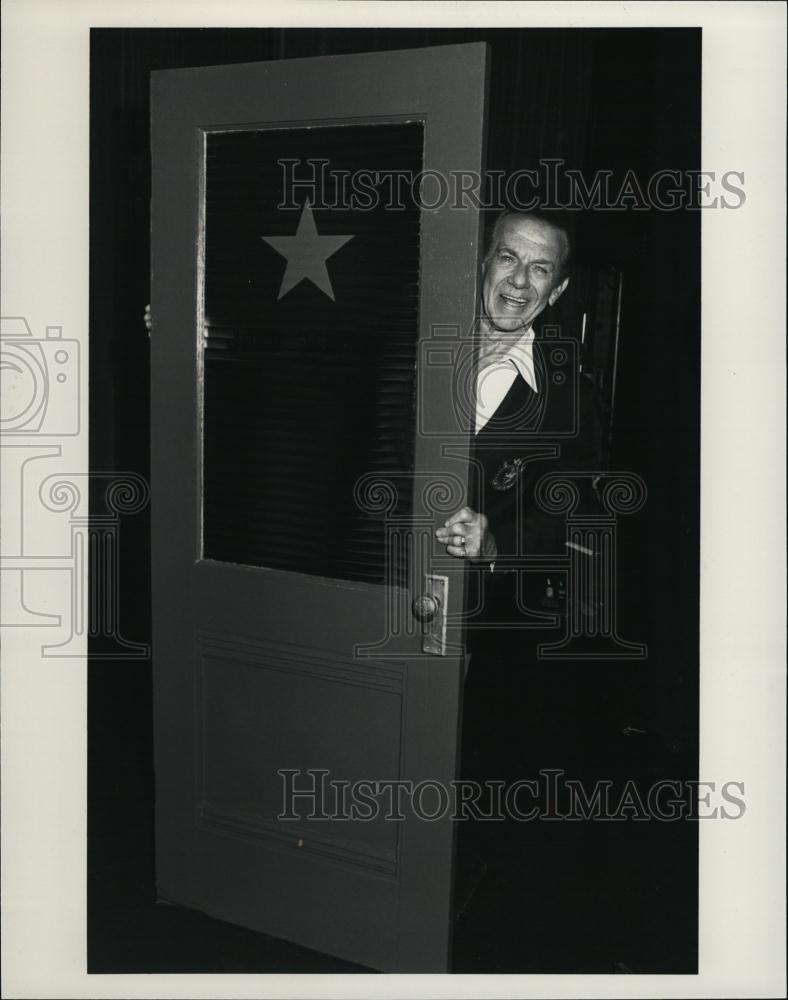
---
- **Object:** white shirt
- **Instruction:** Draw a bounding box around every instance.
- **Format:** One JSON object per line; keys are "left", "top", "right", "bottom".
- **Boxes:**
{"left": 474, "top": 325, "right": 538, "bottom": 433}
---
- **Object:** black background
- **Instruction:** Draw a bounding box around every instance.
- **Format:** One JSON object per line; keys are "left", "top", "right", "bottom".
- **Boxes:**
{"left": 89, "top": 27, "right": 700, "bottom": 973}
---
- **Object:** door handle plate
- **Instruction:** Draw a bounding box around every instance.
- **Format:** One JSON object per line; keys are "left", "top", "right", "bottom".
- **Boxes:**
{"left": 419, "top": 573, "right": 448, "bottom": 656}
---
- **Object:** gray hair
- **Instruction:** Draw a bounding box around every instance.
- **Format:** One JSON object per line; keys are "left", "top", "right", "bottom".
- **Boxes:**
{"left": 484, "top": 208, "right": 573, "bottom": 281}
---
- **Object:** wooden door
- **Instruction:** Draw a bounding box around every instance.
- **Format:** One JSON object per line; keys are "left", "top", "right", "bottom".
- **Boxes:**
{"left": 150, "top": 43, "right": 488, "bottom": 972}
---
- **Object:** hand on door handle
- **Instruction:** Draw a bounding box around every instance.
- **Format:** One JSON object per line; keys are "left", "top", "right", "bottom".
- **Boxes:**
{"left": 435, "top": 506, "right": 497, "bottom": 561}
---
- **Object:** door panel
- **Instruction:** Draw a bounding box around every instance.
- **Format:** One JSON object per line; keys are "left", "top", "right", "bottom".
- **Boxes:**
{"left": 202, "top": 121, "right": 423, "bottom": 583}
{"left": 151, "top": 43, "right": 488, "bottom": 972}
{"left": 197, "top": 630, "right": 403, "bottom": 871}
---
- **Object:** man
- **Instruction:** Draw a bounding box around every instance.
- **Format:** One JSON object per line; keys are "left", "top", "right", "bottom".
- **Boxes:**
{"left": 441, "top": 209, "right": 593, "bottom": 912}
{"left": 435, "top": 208, "right": 578, "bottom": 573}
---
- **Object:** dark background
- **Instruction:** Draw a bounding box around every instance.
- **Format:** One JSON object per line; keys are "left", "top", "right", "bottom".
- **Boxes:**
{"left": 89, "top": 27, "right": 700, "bottom": 973}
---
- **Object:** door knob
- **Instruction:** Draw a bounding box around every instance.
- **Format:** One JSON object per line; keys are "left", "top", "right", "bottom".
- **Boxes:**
{"left": 412, "top": 594, "right": 440, "bottom": 623}
{"left": 413, "top": 575, "right": 448, "bottom": 655}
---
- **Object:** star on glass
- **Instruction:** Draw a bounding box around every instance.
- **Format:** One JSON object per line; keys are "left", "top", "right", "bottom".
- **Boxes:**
{"left": 261, "top": 201, "right": 354, "bottom": 301}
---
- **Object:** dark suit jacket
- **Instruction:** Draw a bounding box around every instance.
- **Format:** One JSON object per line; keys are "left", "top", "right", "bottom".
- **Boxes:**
{"left": 470, "top": 338, "right": 601, "bottom": 561}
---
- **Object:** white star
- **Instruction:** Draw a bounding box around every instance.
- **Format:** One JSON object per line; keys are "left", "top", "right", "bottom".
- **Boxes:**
{"left": 261, "top": 201, "right": 354, "bottom": 301}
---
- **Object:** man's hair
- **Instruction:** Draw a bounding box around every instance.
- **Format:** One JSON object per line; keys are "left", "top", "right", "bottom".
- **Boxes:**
{"left": 483, "top": 207, "right": 574, "bottom": 281}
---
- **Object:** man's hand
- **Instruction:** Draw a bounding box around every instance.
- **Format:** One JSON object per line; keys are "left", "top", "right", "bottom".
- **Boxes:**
{"left": 435, "top": 506, "right": 497, "bottom": 561}
{"left": 144, "top": 303, "right": 152, "bottom": 336}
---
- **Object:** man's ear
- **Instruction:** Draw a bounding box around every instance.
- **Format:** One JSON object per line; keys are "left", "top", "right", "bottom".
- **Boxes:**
{"left": 548, "top": 275, "right": 569, "bottom": 307}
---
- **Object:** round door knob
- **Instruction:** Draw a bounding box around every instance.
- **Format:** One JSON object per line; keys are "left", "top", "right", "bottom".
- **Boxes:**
{"left": 412, "top": 594, "right": 439, "bottom": 623}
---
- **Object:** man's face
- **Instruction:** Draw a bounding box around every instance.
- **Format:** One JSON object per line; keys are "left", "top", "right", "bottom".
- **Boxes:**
{"left": 481, "top": 216, "right": 570, "bottom": 335}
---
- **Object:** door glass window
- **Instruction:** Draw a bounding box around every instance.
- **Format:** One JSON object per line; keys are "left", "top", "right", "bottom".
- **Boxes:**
{"left": 201, "top": 122, "right": 423, "bottom": 585}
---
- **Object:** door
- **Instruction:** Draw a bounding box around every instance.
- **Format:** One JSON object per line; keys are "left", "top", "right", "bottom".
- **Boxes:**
{"left": 150, "top": 43, "right": 488, "bottom": 972}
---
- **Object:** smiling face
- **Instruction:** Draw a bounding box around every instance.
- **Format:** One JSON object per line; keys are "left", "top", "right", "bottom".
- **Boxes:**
{"left": 481, "top": 215, "right": 570, "bottom": 336}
